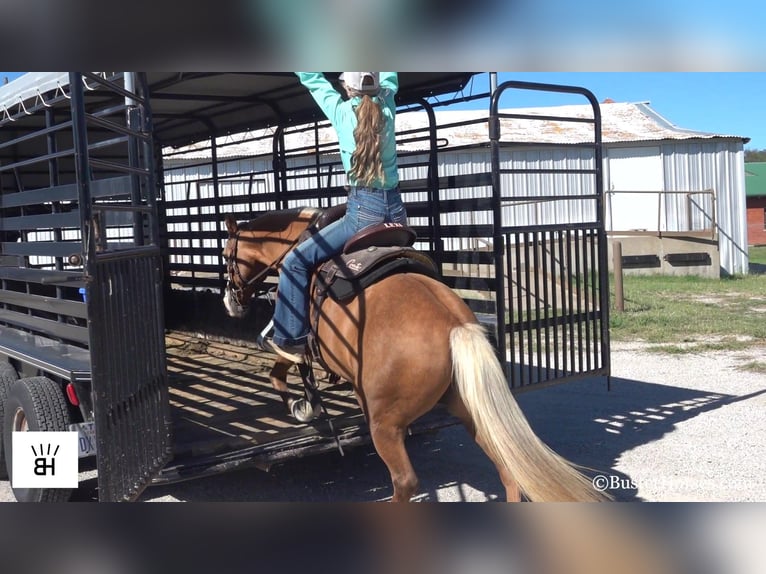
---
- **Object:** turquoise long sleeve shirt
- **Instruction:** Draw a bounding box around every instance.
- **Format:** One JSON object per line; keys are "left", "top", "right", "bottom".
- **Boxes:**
{"left": 296, "top": 72, "right": 399, "bottom": 189}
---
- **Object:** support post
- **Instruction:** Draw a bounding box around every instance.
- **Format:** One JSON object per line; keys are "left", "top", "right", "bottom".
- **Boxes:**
{"left": 613, "top": 240, "right": 624, "bottom": 312}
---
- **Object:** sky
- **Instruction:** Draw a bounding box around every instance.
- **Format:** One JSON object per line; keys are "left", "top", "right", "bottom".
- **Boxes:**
{"left": 2, "top": 71, "right": 24, "bottom": 83}
{"left": 456, "top": 73, "right": 766, "bottom": 151}
{"left": 3, "top": 72, "right": 765, "bottom": 150}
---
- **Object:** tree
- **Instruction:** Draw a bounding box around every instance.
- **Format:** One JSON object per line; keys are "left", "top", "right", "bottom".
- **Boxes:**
{"left": 745, "top": 149, "right": 766, "bottom": 162}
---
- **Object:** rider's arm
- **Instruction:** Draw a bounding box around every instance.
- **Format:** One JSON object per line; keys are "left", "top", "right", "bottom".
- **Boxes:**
{"left": 295, "top": 72, "right": 344, "bottom": 127}
{"left": 378, "top": 72, "right": 398, "bottom": 95}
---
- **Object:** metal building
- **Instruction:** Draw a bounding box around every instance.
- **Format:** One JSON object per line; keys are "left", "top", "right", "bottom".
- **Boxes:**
{"left": 165, "top": 101, "right": 748, "bottom": 276}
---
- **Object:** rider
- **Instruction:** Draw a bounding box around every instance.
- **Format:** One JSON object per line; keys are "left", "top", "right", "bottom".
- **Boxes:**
{"left": 262, "top": 72, "right": 407, "bottom": 363}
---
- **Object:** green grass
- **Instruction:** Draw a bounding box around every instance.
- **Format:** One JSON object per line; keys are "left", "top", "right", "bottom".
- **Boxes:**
{"left": 750, "top": 245, "right": 766, "bottom": 266}
{"left": 739, "top": 360, "right": 766, "bottom": 374}
{"left": 609, "top": 273, "right": 766, "bottom": 353}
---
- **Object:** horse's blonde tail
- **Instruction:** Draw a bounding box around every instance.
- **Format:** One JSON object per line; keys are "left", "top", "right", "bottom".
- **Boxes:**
{"left": 450, "top": 323, "right": 608, "bottom": 502}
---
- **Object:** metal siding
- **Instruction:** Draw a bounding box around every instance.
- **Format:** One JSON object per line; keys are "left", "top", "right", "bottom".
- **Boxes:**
{"left": 606, "top": 147, "right": 665, "bottom": 232}
{"left": 412, "top": 147, "right": 593, "bottom": 249}
{"left": 662, "top": 141, "right": 748, "bottom": 274}
{"left": 437, "top": 151, "right": 493, "bottom": 252}
{"left": 392, "top": 147, "right": 599, "bottom": 252}
{"left": 165, "top": 136, "right": 745, "bottom": 275}
{"left": 503, "top": 147, "right": 598, "bottom": 230}
{"left": 433, "top": 141, "right": 746, "bottom": 275}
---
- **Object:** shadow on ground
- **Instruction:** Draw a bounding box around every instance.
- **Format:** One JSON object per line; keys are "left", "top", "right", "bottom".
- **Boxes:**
{"left": 514, "top": 376, "right": 764, "bottom": 501}
{"left": 125, "top": 373, "right": 762, "bottom": 502}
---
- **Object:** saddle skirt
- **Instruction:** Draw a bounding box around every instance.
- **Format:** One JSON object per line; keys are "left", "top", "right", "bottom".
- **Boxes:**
{"left": 315, "top": 245, "right": 438, "bottom": 302}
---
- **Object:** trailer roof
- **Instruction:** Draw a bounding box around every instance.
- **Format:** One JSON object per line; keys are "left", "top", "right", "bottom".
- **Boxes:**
{"left": 0, "top": 72, "right": 477, "bottom": 148}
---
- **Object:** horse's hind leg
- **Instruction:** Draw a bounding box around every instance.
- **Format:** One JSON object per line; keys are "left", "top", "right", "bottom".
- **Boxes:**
{"left": 443, "top": 388, "right": 522, "bottom": 502}
{"left": 369, "top": 422, "right": 419, "bottom": 502}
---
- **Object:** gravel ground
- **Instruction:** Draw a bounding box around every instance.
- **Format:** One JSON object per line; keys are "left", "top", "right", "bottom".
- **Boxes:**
{"left": 1, "top": 341, "right": 764, "bottom": 502}
{"left": 517, "top": 341, "right": 766, "bottom": 502}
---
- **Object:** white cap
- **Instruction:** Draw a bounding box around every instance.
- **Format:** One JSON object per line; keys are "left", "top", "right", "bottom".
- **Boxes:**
{"left": 339, "top": 72, "right": 380, "bottom": 95}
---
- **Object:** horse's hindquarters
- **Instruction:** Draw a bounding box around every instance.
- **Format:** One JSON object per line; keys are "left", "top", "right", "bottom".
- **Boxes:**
{"left": 315, "top": 273, "right": 468, "bottom": 418}
{"left": 312, "top": 272, "right": 483, "bottom": 501}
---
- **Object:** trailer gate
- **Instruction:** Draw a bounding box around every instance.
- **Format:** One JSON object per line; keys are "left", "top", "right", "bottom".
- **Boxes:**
{"left": 0, "top": 72, "right": 172, "bottom": 500}
{"left": 489, "top": 81, "right": 610, "bottom": 389}
{"left": 71, "top": 73, "right": 172, "bottom": 501}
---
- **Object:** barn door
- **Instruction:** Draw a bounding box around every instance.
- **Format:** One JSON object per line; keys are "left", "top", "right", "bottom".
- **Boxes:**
{"left": 71, "top": 73, "right": 172, "bottom": 501}
{"left": 607, "top": 146, "right": 664, "bottom": 232}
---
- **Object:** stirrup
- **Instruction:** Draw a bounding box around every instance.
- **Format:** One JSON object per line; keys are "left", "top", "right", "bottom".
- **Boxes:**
{"left": 262, "top": 338, "right": 306, "bottom": 363}
{"left": 257, "top": 319, "right": 274, "bottom": 343}
{"left": 295, "top": 363, "right": 344, "bottom": 456}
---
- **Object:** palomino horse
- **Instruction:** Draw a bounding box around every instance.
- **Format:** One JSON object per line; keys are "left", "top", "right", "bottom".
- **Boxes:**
{"left": 222, "top": 208, "right": 606, "bottom": 502}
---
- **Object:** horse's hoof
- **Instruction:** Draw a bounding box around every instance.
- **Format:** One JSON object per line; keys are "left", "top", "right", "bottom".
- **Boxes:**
{"left": 289, "top": 398, "right": 319, "bottom": 423}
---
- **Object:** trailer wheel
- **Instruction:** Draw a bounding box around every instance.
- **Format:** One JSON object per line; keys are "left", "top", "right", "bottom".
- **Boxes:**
{"left": 0, "top": 361, "right": 19, "bottom": 480}
{"left": 2, "top": 376, "right": 74, "bottom": 502}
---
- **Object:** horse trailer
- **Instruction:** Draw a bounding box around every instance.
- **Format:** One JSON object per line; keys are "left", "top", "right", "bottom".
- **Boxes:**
{"left": 0, "top": 73, "right": 610, "bottom": 502}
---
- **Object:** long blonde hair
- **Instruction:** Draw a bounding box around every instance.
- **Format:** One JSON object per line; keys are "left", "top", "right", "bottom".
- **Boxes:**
{"left": 349, "top": 95, "right": 385, "bottom": 187}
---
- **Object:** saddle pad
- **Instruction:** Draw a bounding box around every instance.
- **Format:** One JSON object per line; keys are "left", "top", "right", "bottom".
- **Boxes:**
{"left": 317, "top": 247, "right": 439, "bottom": 302}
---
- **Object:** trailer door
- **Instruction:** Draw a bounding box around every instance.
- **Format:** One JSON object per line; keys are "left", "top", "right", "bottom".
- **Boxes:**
{"left": 71, "top": 73, "right": 172, "bottom": 501}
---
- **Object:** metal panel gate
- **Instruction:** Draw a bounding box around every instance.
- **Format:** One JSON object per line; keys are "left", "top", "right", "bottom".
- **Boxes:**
{"left": 70, "top": 73, "right": 172, "bottom": 501}
{"left": 490, "top": 80, "right": 611, "bottom": 389}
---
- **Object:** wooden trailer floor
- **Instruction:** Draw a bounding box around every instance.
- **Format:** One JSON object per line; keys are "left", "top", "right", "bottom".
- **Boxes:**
{"left": 164, "top": 331, "right": 362, "bottom": 454}
{"left": 158, "top": 331, "right": 457, "bottom": 482}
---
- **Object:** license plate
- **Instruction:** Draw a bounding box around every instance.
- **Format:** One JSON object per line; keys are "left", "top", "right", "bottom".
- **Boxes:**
{"left": 68, "top": 422, "right": 97, "bottom": 458}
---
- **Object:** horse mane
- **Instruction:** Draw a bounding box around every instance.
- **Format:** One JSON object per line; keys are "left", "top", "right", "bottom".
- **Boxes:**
{"left": 238, "top": 207, "right": 322, "bottom": 233}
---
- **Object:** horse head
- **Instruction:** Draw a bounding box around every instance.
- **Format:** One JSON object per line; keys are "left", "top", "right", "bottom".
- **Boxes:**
{"left": 221, "top": 209, "right": 322, "bottom": 318}
{"left": 222, "top": 214, "right": 265, "bottom": 318}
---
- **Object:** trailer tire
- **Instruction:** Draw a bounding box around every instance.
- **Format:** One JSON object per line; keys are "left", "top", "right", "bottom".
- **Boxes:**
{"left": 2, "top": 376, "right": 74, "bottom": 502}
{"left": 0, "top": 361, "right": 20, "bottom": 480}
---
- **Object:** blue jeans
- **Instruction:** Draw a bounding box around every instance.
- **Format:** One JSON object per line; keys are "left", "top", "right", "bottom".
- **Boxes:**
{"left": 272, "top": 186, "right": 407, "bottom": 346}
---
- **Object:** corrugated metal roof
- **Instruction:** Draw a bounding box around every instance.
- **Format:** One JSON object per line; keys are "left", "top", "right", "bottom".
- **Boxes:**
{"left": 401, "top": 102, "right": 747, "bottom": 146}
{"left": 0, "top": 72, "right": 70, "bottom": 120}
{"left": 0, "top": 72, "right": 476, "bottom": 147}
{"left": 745, "top": 162, "right": 766, "bottom": 197}
{"left": 165, "top": 101, "right": 747, "bottom": 161}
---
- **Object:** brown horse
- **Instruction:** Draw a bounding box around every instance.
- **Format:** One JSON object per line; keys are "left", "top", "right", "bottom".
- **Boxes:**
{"left": 222, "top": 208, "right": 607, "bottom": 502}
